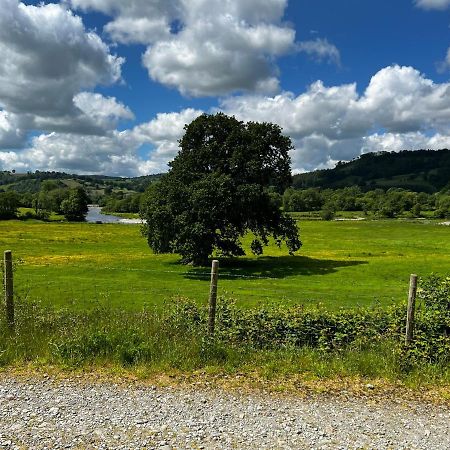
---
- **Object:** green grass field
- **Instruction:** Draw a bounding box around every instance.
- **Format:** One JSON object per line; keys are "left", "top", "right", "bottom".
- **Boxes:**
{"left": 1, "top": 219, "right": 449, "bottom": 311}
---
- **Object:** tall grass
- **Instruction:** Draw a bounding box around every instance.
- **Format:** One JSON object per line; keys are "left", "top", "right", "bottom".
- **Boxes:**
{"left": 1, "top": 280, "right": 449, "bottom": 387}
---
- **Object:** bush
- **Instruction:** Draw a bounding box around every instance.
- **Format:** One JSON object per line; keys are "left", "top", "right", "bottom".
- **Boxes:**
{"left": 22, "top": 210, "right": 35, "bottom": 220}
{"left": 407, "top": 275, "right": 450, "bottom": 363}
{"left": 213, "top": 299, "right": 402, "bottom": 350}
{"left": 0, "top": 191, "right": 19, "bottom": 219}
{"left": 320, "top": 208, "right": 335, "bottom": 221}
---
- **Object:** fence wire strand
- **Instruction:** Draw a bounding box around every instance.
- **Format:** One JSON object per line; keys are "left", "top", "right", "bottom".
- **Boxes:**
{"left": 13, "top": 260, "right": 399, "bottom": 305}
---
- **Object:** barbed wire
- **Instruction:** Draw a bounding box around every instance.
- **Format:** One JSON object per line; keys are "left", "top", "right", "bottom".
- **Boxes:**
{"left": 15, "top": 274, "right": 408, "bottom": 295}
{"left": 10, "top": 259, "right": 407, "bottom": 304}
{"left": 16, "top": 263, "right": 411, "bottom": 285}
{"left": 18, "top": 257, "right": 390, "bottom": 277}
{"left": 14, "top": 280, "right": 394, "bottom": 302}
{"left": 19, "top": 264, "right": 291, "bottom": 279}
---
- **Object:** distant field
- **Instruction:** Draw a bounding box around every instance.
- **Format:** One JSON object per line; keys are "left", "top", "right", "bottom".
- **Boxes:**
{"left": 1, "top": 219, "right": 449, "bottom": 311}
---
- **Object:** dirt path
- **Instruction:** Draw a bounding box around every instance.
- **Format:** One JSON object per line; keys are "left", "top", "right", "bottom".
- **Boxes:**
{"left": 0, "top": 376, "right": 449, "bottom": 449}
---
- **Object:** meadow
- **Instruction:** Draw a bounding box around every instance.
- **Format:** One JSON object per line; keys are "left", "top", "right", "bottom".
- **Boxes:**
{"left": 1, "top": 218, "right": 449, "bottom": 311}
{"left": 1, "top": 218, "right": 449, "bottom": 388}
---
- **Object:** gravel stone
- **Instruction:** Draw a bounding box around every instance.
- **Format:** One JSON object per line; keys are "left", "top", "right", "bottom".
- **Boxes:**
{"left": 0, "top": 376, "right": 448, "bottom": 449}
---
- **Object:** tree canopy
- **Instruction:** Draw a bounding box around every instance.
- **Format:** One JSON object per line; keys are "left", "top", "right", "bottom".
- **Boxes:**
{"left": 292, "top": 148, "right": 450, "bottom": 193}
{"left": 0, "top": 191, "right": 19, "bottom": 219}
{"left": 61, "top": 187, "right": 89, "bottom": 221}
{"left": 140, "top": 113, "right": 301, "bottom": 265}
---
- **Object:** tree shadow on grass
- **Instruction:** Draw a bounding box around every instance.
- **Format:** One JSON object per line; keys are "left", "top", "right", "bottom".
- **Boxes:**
{"left": 180, "top": 255, "right": 368, "bottom": 281}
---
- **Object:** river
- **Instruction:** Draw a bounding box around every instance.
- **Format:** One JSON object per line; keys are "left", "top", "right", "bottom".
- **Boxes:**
{"left": 85, "top": 206, "right": 143, "bottom": 224}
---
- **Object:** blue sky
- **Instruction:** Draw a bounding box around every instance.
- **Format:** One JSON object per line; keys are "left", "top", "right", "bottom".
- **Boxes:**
{"left": 0, "top": 0, "right": 449, "bottom": 175}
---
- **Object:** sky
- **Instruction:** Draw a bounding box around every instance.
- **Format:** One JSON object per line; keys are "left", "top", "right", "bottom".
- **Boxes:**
{"left": 0, "top": 0, "right": 449, "bottom": 176}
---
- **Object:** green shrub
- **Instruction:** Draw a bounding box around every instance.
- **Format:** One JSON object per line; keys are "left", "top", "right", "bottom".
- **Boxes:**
{"left": 407, "top": 275, "right": 450, "bottom": 363}
{"left": 214, "top": 299, "right": 401, "bottom": 350}
{"left": 320, "top": 208, "right": 335, "bottom": 221}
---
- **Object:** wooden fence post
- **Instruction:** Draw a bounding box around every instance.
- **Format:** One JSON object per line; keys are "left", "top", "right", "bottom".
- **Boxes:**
{"left": 405, "top": 274, "right": 418, "bottom": 346}
{"left": 4, "top": 250, "right": 14, "bottom": 330}
{"left": 208, "top": 260, "right": 219, "bottom": 335}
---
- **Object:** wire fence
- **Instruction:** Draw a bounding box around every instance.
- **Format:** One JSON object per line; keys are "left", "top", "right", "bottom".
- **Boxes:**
{"left": 0, "top": 250, "right": 426, "bottom": 354}
{"left": 7, "top": 257, "right": 400, "bottom": 310}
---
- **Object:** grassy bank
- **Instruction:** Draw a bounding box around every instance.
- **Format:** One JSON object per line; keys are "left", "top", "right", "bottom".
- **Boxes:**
{"left": 101, "top": 211, "right": 140, "bottom": 219}
{"left": 0, "top": 280, "right": 449, "bottom": 390}
{"left": 1, "top": 215, "right": 449, "bottom": 390}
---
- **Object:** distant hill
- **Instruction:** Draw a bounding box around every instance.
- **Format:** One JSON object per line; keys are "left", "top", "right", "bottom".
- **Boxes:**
{"left": 2, "top": 149, "right": 449, "bottom": 197}
{"left": 0, "top": 170, "right": 162, "bottom": 200}
{"left": 292, "top": 149, "right": 450, "bottom": 193}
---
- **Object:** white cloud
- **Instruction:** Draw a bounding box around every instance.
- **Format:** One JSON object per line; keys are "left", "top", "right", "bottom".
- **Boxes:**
{"left": 0, "top": 108, "right": 203, "bottom": 175}
{"left": 132, "top": 109, "right": 201, "bottom": 143}
{"left": 71, "top": 0, "right": 296, "bottom": 97}
{"left": 0, "top": 0, "right": 124, "bottom": 143}
{"left": 71, "top": 0, "right": 181, "bottom": 44}
{"left": 220, "top": 81, "right": 364, "bottom": 141}
{"left": 142, "top": 0, "right": 296, "bottom": 96}
{"left": 131, "top": 108, "right": 203, "bottom": 168}
{"left": 221, "top": 65, "right": 450, "bottom": 171}
{"left": 297, "top": 38, "right": 341, "bottom": 66}
{"left": 357, "top": 65, "right": 450, "bottom": 133}
{"left": 73, "top": 92, "right": 134, "bottom": 129}
{"left": 105, "top": 17, "right": 172, "bottom": 45}
{"left": 71, "top": 1, "right": 342, "bottom": 97}
{"left": 72, "top": 0, "right": 178, "bottom": 38}
{"left": 0, "top": 111, "right": 26, "bottom": 148}
{"left": 362, "top": 131, "right": 450, "bottom": 153}
{"left": 140, "top": 63, "right": 450, "bottom": 173}
{"left": 2, "top": 65, "right": 449, "bottom": 176}
{"left": 0, "top": 131, "right": 139, "bottom": 176}
{"left": 415, "top": 0, "right": 450, "bottom": 9}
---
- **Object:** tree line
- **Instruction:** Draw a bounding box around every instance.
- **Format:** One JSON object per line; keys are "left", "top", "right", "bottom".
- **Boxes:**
{"left": 293, "top": 149, "right": 450, "bottom": 192}
{"left": 100, "top": 191, "right": 143, "bottom": 214}
{"left": 2, "top": 172, "right": 449, "bottom": 223}
{"left": 0, "top": 170, "right": 161, "bottom": 195}
{"left": 0, "top": 180, "right": 89, "bottom": 221}
{"left": 283, "top": 186, "right": 450, "bottom": 219}
{"left": 2, "top": 170, "right": 449, "bottom": 224}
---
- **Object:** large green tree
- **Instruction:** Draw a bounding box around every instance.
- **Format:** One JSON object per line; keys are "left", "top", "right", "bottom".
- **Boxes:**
{"left": 0, "top": 191, "right": 19, "bottom": 219}
{"left": 61, "top": 187, "right": 89, "bottom": 221}
{"left": 140, "top": 113, "right": 301, "bottom": 265}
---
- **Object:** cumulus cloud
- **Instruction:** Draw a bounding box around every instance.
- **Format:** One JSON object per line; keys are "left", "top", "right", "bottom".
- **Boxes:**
{"left": 71, "top": 0, "right": 180, "bottom": 44}
{"left": 0, "top": 0, "right": 124, "bottom": 144}
{"left": 73, "top": 92, "right": 134, "bottom": 128}
{"left": 362, "top": 131, "right": 450, "bottom": 153}
{"left": 415, "top": 0, "right": 450, "bottom": 9}
{"left": 0, "top": 108, "right": 203, "bottom": 175}
{"left": 0, "top": 111, "right": 26, "bottom": 149}
{"left": 357, "top": 65, "right": 450, "bottom": 133}
{"left": 142, "top": 0, "right": 296, "bottom": 96}
{"left": 0, "top": 130, "right": 150, "bottom": 176}
{"left": 2, "top": 64, "right": 449, "bottom": 176}
{"left": 130, "top": 108, "right": 203, "bottom": 168}
{"left": 0, "top": 132, "right": 134, "bottom": 175}
{"left": 220, "top": 65, "right": 450, "bottom": 171}
{"left": 71, "top": 0, "right": 296, "bottom": 96}
{"left": 297, "top": 38, "right": 341, "bottom": 66}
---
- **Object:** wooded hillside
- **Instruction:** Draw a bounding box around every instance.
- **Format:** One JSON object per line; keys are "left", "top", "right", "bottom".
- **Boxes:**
{"left": 292, "top": 149, "right": 450, "bottom": 193}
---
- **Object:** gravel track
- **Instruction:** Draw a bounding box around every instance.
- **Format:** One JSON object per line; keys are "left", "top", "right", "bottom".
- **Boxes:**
{"left": 0, "top": 376, "right": 449, "bottom": 449}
